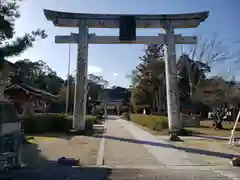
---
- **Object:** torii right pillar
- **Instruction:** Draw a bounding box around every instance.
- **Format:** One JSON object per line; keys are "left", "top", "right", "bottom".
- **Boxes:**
{"left": 163, "top": 21, "right": 181, "bottom": 136}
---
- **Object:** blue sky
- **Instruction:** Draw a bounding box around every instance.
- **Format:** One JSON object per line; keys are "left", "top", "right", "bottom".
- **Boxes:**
{"left": 11, "top": 0, "right": 240, "bottom": 87}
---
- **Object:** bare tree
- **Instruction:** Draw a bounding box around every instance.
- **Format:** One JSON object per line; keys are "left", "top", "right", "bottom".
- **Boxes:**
{"left": 196, "top": 76, "right": 240, "bottom": 129}
{"left": 184, "top": 34, "right": 240, "bottom": 102}
{"left": 177, "top": 34, "right": 240, "bottom": 129}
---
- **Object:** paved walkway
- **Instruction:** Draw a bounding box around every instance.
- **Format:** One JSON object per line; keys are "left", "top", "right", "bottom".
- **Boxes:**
{"left": 116, "top": 118, "right": 200, "bottom": 166}
{"left": 104, "top": 119, "right": 160, "bottom": 166}
{"left": 103, "top": 116, "right": 240, "bottom": 180}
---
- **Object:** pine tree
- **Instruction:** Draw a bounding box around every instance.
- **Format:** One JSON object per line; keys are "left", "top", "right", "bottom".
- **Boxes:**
{"left": 130, "top": 44, "right": 166, "bottom": 112}
{"left": 0, "top": 0, "right": 47, "bottom": 69}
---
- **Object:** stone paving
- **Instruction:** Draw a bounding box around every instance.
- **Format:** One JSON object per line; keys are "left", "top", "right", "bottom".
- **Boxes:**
{"left": 116, "top": 118, "right": 193, "bottom": 166}
{"left": 104, "top": 119, "right": 160, "bottom": 166}
{"left": 110, "top": 168, "right": 232, "bottom": 180}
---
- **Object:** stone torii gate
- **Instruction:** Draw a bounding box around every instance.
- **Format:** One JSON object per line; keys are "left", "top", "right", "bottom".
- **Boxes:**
{"left": 43, "top": 10, "right": 208, "bottom": 134}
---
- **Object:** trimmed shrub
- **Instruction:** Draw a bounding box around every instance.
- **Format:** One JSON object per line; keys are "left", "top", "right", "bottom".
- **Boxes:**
{"left": 130, "top": 114, "right": 168, "bottom": 131}
{"left": 21, "top": 114, "right": 96, "bottom": 134}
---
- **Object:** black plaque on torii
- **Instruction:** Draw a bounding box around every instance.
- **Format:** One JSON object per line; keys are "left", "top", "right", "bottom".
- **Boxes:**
{"left": 119, "top": 15, "right": 136, "bottom": 41}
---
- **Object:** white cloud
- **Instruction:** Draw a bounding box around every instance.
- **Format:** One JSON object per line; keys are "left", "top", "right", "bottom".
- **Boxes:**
{"left": 88, "top": 65, "right": 102, "bottom": 73}
{"left": 112, "top": 72, "right": 119, "bottom": 77}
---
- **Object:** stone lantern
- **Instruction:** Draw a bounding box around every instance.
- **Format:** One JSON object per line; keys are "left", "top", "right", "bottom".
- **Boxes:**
{"left": 0, "top": 61, "right": 15, "bottom": 100}
{"left": 0, "top": 61, "right": 24, "bottom": 172}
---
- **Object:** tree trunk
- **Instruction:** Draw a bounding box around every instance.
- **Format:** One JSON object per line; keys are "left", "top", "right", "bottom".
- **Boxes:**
{"left": 212, "top": 119, "right": 224, "bottom": 129}
{"left": 163, "top": 98, "right": 167, "bottom": 116}
{"left": 156, "top": 94, "right": 161, "bottom": 113}
{"left": 152, "top": 96, "right": 156, "bottom": 113}
{"left": 212, "top": 110, "right": 224, "bottom": 129}
{"left": 157, "top": 88, "right": 162, "bottom": 113}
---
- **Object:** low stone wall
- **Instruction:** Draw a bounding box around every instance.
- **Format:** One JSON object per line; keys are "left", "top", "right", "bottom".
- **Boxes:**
{"left": 180, "top": 113, "right": 200, "bottom": 127}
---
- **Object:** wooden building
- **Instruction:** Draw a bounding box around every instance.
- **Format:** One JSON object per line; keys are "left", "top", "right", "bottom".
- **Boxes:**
{"left": 4, "top": 83, "right": 57, "bottom": 115}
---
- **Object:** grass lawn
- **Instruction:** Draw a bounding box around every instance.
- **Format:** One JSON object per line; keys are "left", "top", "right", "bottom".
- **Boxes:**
{"left": 130, "top": 114, "right": 169, "bottom": 135}
{"left": 26, "top": 136, "right": 57, "bottom": 143}
{"left": 187, "top": 120, "right": 240, "bottom": 137}
{"left": 131, "top": 114, "right": 240, "bottom": 137}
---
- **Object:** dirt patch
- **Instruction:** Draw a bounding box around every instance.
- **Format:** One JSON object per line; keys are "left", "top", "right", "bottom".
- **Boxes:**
{"left": 173, "top": 139, "right": 240, "bottom": 153}
{"left": 22, "top": 136, "right": 101, "bottom": 168}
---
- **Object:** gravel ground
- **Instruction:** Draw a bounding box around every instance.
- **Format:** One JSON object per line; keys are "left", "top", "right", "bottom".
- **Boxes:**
{"left": 104, "top": 120, "right": 160, "bottom": 166}
{"left": 22, "top": 135, "right": 101, "bottom": 167}
{"left": 164, "top": 139, "right": 240, "bottom": 166}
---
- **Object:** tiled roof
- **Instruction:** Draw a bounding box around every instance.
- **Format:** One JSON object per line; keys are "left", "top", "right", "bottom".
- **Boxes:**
{"left": 5, "top": 83, "right": 57, "bottom": 100}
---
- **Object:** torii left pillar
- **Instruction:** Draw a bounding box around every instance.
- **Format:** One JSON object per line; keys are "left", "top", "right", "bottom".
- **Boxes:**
{"left": 73, "top": 20, "right": 88, "bottom": 130}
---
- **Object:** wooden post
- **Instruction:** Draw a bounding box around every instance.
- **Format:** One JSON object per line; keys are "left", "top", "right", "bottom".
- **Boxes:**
{"left": 228, "top": 109, "right": 240, "bottom": 146}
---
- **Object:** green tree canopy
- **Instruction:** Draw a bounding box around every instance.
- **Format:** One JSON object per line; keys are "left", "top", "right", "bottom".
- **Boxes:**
{"left": 0, "top": 0, "right": 47, "bottom": 68}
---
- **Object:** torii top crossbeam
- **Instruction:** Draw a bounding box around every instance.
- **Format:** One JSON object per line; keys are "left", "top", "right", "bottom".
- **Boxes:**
{"left": 43, "top": 9, "right": 209, "bottom": 28}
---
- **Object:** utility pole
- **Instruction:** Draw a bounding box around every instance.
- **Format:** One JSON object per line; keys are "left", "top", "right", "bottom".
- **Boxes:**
{"left": 65, "top": 44, "right": 71, "bottom": 114}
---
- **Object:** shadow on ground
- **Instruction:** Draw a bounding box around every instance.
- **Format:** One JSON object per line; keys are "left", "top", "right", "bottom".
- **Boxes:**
{"left": 193, "top": 135, "right": 240, "bottom": 141}
{"left": 93, "top": 134, "right": 240, "bottom": 159}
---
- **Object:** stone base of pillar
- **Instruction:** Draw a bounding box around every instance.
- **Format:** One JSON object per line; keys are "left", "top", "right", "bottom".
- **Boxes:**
{"left": 72, "top": 121, "right": 85, "bottom": 131}
{"left": 169, "top": 133, "right": 182, "bottom": 141}
{"left": 69, "top": 129, "right": 87, "bottom": 135}
{"left": 169, "top": 128, "right": 193, "bottom": 136}
{"left": 72, "top": 114, "right": 86, "bottom": 130}
{"left": 168, "top": 128, "right": 185, "bottom": 141}
{"left": 230, "top": 157, "right": 240, "bottom": 166}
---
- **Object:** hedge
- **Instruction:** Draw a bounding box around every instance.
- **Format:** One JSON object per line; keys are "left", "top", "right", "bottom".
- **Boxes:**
{"left": 21, "top": 114, "right": 97, "bottom": 134}
{"left": 130, "top": 114, "right": 168, "bottom": 131}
